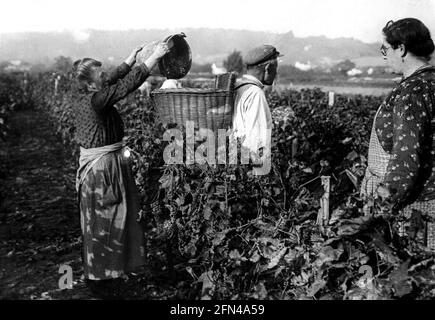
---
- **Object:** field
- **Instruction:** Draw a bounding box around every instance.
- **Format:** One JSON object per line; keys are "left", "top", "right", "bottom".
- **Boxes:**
{"left": 162, "top": 73, "right": 395, "bottom": 97}
{"left": 1, "top": 71, "right": 435, "bottom": 300}
{"left": 277, "top": 83, "right": 391, "bottom": 96}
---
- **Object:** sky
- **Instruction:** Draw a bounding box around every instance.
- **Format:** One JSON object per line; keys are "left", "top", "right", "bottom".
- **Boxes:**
{"left": 0, "top": 0, "right": 434, "bottom": 43}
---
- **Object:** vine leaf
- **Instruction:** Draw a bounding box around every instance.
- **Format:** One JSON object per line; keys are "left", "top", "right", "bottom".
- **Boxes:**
{"left": 198, "top": 271, "right": 215, "bottom": 300}
{"left": 267, "top": 247, "right": 288, "bottom": 270}
{"left": 307, "top": 279, "right": 327, "bottom": 297}
{"left": 389, "top": 260, "right": 412, "bottom": 298}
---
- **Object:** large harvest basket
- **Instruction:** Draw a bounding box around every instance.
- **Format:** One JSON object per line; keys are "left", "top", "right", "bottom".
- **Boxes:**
{"left": 151, "top": 72, "right": 237, "bottom": 132}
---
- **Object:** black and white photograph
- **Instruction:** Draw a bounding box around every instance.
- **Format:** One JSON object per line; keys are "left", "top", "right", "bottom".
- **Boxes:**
{"left": 1, "top": 0, "right": 435, "bottom": 305}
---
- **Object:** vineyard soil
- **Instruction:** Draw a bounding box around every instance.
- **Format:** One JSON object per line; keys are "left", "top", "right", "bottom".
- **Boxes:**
{"left": 0, "top": 109, "right": 181, "bottom": 300}
{"left": 2, "top": 72, "right": 435, "bottom": 300}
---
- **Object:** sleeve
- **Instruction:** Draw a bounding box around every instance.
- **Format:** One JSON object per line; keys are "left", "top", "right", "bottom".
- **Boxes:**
{"left": 91, "top": 63, "right": 150, "bottom": 113}
{"left": 242, "top": 89, "right": 272, "bottom": 153}
{"left": 104, "top": 62, "right": 131, "bottom": 85}
{"left": 383, "top": 85, "right": 432, "bottom": 207}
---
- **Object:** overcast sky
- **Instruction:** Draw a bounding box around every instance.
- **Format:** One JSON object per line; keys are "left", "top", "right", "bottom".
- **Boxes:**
{"left": 0, "top": 0, "right": 434, "bottom": 43}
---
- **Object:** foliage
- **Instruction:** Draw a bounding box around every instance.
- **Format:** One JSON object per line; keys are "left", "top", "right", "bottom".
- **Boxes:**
{"left": 334, "top": 59, "right": 356, "bottom": 75}
{"left": 223, "top": 50, "right": 244, "bottom": 75}
{"left": 26, "top": 71, "right": 435, "bottom": 300}
{"left": 0, "top": 73, "right": 28, "bottom": 142}
{"left": 53, "top": 56, "right": 74, "bottom": 74}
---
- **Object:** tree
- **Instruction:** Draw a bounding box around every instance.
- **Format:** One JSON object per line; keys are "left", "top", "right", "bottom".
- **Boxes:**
{"left": 53, "top": 56, "right": 73, "bottom": 74}
{"left": 0, "top": 61, "right": 9, "bottom": 73}
{"left": 223, "top": 50, "right": 244, "bottom": 74}
{"left": 333, "top": 59, "right": 355, "bottom": 75}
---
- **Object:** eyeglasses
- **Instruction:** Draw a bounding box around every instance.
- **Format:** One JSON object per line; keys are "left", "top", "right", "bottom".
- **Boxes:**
{"left": 380, "top": 43, "right": 392, "bottom": 56}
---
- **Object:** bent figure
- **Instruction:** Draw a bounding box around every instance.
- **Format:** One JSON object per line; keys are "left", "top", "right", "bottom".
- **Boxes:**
{"left": 72, "top": 42, "right": 169, "bottom": 290}
{"left": 361, "top": 18, "right": 435, "bottom": 249}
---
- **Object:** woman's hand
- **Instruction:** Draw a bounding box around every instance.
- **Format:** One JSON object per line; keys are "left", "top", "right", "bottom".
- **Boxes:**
{"left": 144, "top": 41, "right": 170, "bottom": 71}
{"left": 124, "top": 45, "right": 145, "bottom": 67}
{"left": 151, "top": 42, "right": 170, "bottom": 59}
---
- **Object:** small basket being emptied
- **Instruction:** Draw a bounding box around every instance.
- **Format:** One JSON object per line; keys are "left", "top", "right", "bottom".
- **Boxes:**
{"left": 151, "top": 72, "right": 237, "bottom": 132}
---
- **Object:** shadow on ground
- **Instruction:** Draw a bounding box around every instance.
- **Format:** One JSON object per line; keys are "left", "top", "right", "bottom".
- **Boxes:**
{"left": 0, "top": 109, "right": 187, "bottom": 300}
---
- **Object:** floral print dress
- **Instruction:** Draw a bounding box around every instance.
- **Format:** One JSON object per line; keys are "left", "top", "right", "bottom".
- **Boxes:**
{"left": 362, "top": 65, "right": 435, "bottom": 249}
{"left": 374, "top": 66, "right": 435, "bottom": 209}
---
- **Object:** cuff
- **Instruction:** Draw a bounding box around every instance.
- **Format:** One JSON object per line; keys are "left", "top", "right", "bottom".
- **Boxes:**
{"left": 120, "top": 61, "right": 132, "bottom": 72}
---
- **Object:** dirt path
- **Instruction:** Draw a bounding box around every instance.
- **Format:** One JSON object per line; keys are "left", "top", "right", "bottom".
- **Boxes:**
{"left": 0, "top": 108, "right": 92, "bottom": 299}
{"left": 0, "top": 108, "right": 181, "bottom": 300}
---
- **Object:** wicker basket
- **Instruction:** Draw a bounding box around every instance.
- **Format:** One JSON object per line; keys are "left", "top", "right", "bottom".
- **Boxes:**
{"left": 151, "top": 72, "right": 237, "bottom": 132}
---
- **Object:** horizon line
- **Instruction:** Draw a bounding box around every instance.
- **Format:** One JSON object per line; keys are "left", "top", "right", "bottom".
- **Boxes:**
{"left": 0, "top": 27, "right": 380, "bottom": 45}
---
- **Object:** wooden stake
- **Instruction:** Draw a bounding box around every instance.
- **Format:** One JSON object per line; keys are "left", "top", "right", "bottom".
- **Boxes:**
{"left": 328, "top": 91, "right": 335, "bottom": 107}
{"left": 317, "top": 176, "right": 331, "bottom": 227}
{"left": 292, "top": 138, "right": 298, "bottom": 160}
{"left": 54, "top": 75, "right": 60, "bottom": 96}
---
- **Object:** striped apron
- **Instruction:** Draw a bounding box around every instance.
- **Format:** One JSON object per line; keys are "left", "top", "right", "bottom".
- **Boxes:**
{"left": 361, "top": 106, "right": 391, "bottom": 198}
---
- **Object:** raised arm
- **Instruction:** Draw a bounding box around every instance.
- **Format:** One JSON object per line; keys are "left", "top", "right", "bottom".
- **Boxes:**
{"left": 104, "top": 62, "right": 131, "bottom": 85}
{"left": 92, "top": 42, "right": 170, "bottom": 112}
{"left": 104, "top": 45, "right": 147, "bottom": 85}
{"left": 92, "top": 64, "right": 150, "bottom": 110}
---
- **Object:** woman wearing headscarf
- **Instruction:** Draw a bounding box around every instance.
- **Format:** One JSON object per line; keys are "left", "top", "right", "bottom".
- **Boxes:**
{"left": 361, "top": 18, "right": 435, "bottom": 249}
{"left": 72, "top": 41, "right": 169, "bottom": 297}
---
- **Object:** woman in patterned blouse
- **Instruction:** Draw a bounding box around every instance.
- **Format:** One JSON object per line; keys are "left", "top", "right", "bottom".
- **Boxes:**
{"left": 361, "top": 18, "right": 435, "bottom": 249}
{"left": 73, "top": 41, "right": 169, "bottom": 298}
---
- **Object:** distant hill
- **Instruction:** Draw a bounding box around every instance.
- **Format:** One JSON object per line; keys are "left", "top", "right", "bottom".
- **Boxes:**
{"left": 273, "top": 31, "right": 381, "bottom": 67}
{"left": 0, "top": 28, "right": 383, "bottom": 68}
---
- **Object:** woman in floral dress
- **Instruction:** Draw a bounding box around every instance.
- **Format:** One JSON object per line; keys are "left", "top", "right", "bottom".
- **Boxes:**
{"left": 361, "top": 18, "right": 435, "bottom": 249}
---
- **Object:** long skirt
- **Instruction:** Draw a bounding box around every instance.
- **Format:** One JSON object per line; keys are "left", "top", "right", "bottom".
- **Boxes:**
{"left": 79, "top": 150, "right": 145, "bottom": 280}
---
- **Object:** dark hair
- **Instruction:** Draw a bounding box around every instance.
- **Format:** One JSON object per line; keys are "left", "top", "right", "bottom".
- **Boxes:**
{"left": 72, "top": 58, "right": 102, "bottom": 82}
{"left": 383, "top": 18, "right": 435, "bottom": 61}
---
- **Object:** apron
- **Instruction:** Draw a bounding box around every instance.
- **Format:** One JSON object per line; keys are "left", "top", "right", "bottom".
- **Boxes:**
{"left": 76, "top": 141, "right": 125, "bottom": 193}
{"left": 361, "top": 106, "right": 391, "bottom": 198}
{"left": 76, "top": 142, "right": 145, "bottom": 280}
{"left": 361, "top": 105, "right": 435, "bottom": 250}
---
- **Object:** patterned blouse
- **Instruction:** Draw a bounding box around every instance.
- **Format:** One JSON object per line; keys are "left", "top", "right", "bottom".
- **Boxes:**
{"left": 73, "top": 62, "right": 150, "bottom": 149}
{"left": 375, "top": 66, "right": 435, "bottom": 209}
